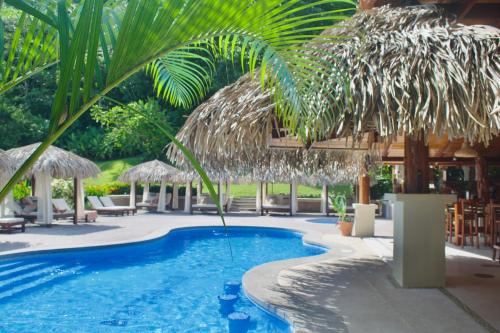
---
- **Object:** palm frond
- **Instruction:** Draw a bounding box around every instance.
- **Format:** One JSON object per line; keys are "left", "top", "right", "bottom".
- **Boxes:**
{"left": 0, "top": 10, "right": 58, "bottom": 94}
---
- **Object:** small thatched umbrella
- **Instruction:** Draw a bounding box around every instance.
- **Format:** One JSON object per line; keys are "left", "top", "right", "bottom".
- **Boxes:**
{"left": 7, "top": 143, "right": 100, "bottom": 225}
{"left": 0, "top": 149, "right": 15, "bottom": 218}
{"left": 119, "top": 160, "right": 181, "bottom": 212}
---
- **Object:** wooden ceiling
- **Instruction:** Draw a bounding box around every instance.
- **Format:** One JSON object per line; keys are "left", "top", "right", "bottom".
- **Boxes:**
{"left": 418, "top": 0, "right": 500, "bottom": 27}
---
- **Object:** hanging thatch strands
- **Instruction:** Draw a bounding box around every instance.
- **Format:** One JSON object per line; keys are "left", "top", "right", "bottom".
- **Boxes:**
{"left": 0, "top": 149, "right": 15, "bottom": 182}
{"left": 118, "top": 160, "right": 181, "bottom": 183}
{"left": 166, "top": 72, "right": 376, "bottom": 184}
{"left": 7, "top": 143, "right": 100, "bottom": 179}
{"left": 322, "top": 5, "right": 499, "bottom": 144}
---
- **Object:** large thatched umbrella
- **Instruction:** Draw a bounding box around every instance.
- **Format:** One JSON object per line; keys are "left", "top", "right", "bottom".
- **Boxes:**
{"left": 118, "top": 160, "right": 181, "bottom": 212}
{"left": 7, "top": 143, "right": 100, "bottom": 225}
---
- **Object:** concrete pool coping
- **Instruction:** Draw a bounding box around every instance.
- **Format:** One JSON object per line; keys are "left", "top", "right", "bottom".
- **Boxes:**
{"left": 0, "top": 212, "right": 494, "bottom": 333}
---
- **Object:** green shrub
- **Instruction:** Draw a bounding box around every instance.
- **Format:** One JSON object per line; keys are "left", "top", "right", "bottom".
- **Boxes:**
{"left": 52, "top": 179, "right": 74, "bottom": 207}
{"left": 13, "top": 181, "right": 31, "bottom": 201}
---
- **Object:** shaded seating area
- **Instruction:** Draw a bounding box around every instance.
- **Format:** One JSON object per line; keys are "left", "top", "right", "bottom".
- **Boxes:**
{"left": 6, "top": 143, "right": 101, "bottom": 225}
{"left": 119, "top": 160, "right": 181, "bottom": 213}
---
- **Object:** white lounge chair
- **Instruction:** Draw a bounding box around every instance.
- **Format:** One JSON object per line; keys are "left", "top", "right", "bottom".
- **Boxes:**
{"left": 0, "top": 217, "right": 27, "bottom": 233}
{"left": 99, "top": 196, "right": 137, "bottom": 215}
{"left": 192, "top": 194, "right": 228, "bottom": 214}
{"left": 87, "top": 196, "right": 132, "bottom": 216}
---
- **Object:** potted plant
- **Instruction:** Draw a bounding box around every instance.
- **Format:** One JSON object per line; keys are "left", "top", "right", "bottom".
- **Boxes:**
{"left": 330, "top": 194, "right": 353, "bottom": 236}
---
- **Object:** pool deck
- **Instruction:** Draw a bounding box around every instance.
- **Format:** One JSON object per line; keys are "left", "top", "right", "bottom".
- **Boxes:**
{"left": 0, "top": 212, "right": 498, "bottom": 333}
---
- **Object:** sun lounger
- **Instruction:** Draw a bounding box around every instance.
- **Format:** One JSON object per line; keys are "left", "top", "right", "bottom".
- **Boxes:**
{"left": 0, "top": 217, "right": 27, "bottom": 233}
{"left": 99, "top": 196, "right": 137, "bottom": 215}
{"left": 87, "top": 196, "right": 132, "bottom": 216}
{"left": 52, "top": 198, "right": 97, "bottom": 223}
{"left": 12, "top": 201, "right": 37, "bottom": 223}
{"left": 261, "top": 204, "right": 292, "bottom": 216}
{"left": 192, "top": 195, "right": 228, "bottom": 214}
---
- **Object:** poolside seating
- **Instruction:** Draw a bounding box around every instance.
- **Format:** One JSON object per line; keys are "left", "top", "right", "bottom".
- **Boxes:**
{"left": 52, "top": 198, "right": 76, "bottom": 221}
{"left": 0, "top": 217, "right": 27, "bottom": 233}
{"left": 137, "top": 193, "right": 172, "bottom": 212}
{"left": 12, "top": 198, "right": 37, "bottom": 223}
{"left": 99, "top": 196, "right": 137, "bottom": 215}
{"left": 261, "top": 195, "right": 292, "bottom": 216}
{"left": 53, "top": 198, "right": 98, "bottom": 223}
{"left": 87, "top": 196, "right": 134, "bottom": 216}
{"left": 192, "top": 194, "right": 228, "bottom": 213}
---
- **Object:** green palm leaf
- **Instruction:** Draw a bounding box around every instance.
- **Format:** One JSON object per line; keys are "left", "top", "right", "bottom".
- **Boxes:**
{"left": 0, "top": 0, "right": 355, "bottom": 217}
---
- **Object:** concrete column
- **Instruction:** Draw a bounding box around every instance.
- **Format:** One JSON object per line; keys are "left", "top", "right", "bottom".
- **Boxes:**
{"left": 256, "top": 182, "right": 262, "bottom": 215}
{"left": 262, "top": 182, "right": 268, "bottom": 203}
{"left": 35, "top": 172, "right": 53, "bottom": 225}
{"left": 75, "top": 178, "right": 85, "bottom": 221}
{"left": 321, "top": 184, "right": 328, "bottom": 215}
{"left": 218, "top": 181, "right": 224, "bottom": 207}
{"left": 142, "top": 183, "right": 150, "bottom": 203}
{"left": 196, "top": 179, "right": 202, "bottom": 203}
{"left": 184, "top": 182, "right": 192, "bottom": 213}
{"left": 291, "top": 180, "right": 298, "bottom": 215}
{"left": 353, "top": 203, "right": 378, "bottom": 237}
{"left": 157, "top": 179, "right": 167, "bottom": 212}
{"left": 172, "top": 183, "right": 179, "bottom": 210}
{"left": 385, "top": 193, "right": 456, "bottom": 288}
{"left": 129, "top": 181, "right": 136, "bottom": 207}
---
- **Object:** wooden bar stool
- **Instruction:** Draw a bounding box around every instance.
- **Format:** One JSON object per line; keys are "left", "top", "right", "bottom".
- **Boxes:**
{"left": 457, "top": 199, "right": 480, "bottom": 248}
{"left": 445, "top": 203, "right": 455, "bottom": 243}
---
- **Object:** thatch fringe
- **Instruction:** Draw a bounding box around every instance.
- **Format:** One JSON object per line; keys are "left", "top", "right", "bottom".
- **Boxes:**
{"left": 0, "top": 149, "right": 14, "bottom": 180}
{"left": 118, "top": 160, "right": 180, "bottom": 183}
{"left": 323, "top": 5, "right": 500, "bottom": 144}
{"left": 7, "top": 143, "right": 100, "bottom": 179}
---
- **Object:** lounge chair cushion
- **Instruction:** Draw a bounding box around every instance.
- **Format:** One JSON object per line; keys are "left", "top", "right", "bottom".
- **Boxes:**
{"left": 0, "top": 217, "right": 25, "bottom": 224}
{"left": 20, "top": 197, "right": 38, "bottom": 213}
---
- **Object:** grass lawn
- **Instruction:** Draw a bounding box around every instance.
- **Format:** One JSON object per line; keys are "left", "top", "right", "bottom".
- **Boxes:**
{"left": 85, "top": 156, "right": 144, "bottom": 185}
{"left": 86, "top": 157, "right": 354, "bottom": 198}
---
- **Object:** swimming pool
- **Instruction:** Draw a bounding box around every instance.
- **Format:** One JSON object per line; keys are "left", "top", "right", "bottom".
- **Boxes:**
{"left": 0, "top": 227, "right": 325, "bottom": 332}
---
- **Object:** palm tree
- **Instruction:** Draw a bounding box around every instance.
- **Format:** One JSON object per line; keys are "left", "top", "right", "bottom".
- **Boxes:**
{"left": 0, "top": 0, "right": 356, "bottom": 213}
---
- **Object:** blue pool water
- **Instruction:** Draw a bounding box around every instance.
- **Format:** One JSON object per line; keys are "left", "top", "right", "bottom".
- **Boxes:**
{"left": 0, "top": 227, "right": 325, "bottom": 332}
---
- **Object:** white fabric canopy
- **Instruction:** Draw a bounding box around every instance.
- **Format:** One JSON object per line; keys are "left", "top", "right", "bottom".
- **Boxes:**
{"left": 35, "top": 171, "right": 53, "bottom": 225}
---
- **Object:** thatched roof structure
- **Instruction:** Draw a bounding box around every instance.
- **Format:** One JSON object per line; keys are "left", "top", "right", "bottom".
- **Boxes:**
{"left": 171, "top": 5, "right": 499, "bottom": 154}
{"left": 321, "top": 5, "right": 500, "bottom": 144}
{"left": 166, "top": 73, "right": 375, "bottom": 184}
{"left": 118, "top": 160, "right": 181, "bottom": 183}
{"left": 0, "top": 149, "right": 14, "bottom": 180}
{"left": 7, "top": 143, "right": 100, "bottom": 179}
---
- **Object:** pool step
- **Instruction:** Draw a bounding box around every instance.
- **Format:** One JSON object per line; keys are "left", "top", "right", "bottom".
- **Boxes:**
{"left": 0, "top": 262, "right": 84, "bottom": 302}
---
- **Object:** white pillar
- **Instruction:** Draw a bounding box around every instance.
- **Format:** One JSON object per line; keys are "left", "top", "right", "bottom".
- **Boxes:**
{"left": 218, "top": 182, "right": 224, "bottom": 208}
{"left": 262, "top": 182, "right": 268, "bottom": 203}
{"left": 157, "top": 178, "right": 167, "bottom": 212}
{"left": 184, "top": 182, "right": 192, "bottom": 213}
{"left": 142, "top": 183, "right": 150, "bottom": 203}
{"left": 291, "top": 180, "right": 298, "bottom": 215}
{"left": 385, "top": 193, "right": 456, "bottom": 288}
{"left": 256, "top": 182, "right": 262, "bottom": 215}
{"left": 35, "top": 172, "right": 53, "bottom": 225}
{"left": 172, "top": 183, "right": 179, "bottom": 209}
{"left": 129, "top": 181, "right": 136, "bottom": 207}
{"left": 75, "top": 178, "right": 85, "bottom": 220}
{"left": 352, "top": 203, "right": 378, "bottom": 237}
{"left": 321, "top": 184, "right": 328, "bottom": 215}
{"left": 196, "top": 179, "right": 202, "bottom": 204}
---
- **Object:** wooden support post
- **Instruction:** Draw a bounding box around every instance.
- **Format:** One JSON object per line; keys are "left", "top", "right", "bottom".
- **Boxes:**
{"left": 260, "top": 182, "right": 264, "bottom": 216}
{"left": 476, "top": 156, "right": 489, "bottom": 202}
{"left": 404, "top": 135, "right": 430, "bottom": 194}
{"left": 31, "top": 175, "right": 36, "bottom": 196}
{"left": 359, "top": 174, "right": 370, "bottom": 204}
{"left": 73, "top": 178, "right": 78, "bottom": 225}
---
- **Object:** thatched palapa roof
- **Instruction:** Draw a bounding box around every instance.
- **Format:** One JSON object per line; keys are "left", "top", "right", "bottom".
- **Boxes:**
{"left": 0, "top": 149, "right": 14, "bottom": 180}
{"left": 321, "top": 5, "right": 499, "bottom": 144}
{"left": 166, "top": 72, "right": 375, "bottom": 184}
{"left": 7, "top": 143, "right": 100, "bottom": 179}
{"left": 118, "top": 160, "right": 181, "bottom": 183}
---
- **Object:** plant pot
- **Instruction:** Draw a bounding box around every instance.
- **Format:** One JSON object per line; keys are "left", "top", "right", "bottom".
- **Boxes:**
{"left": 339, "top": 221, "right": 353, "bottom": 236}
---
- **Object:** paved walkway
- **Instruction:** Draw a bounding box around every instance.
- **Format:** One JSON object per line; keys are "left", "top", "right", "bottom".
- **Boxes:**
{"left": 0, "top": 213, "right": 496, "bottom": 333}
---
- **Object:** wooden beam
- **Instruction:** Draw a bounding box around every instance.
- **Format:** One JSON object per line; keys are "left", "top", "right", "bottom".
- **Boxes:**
{"left": 475, "top": 156, "right": 490, "bottom": 202}
{"left": 359, "top": 174, "right": 370, "bottom": 204}
{"left": 404, "top": 135, "right": 430, "bottom": 193}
